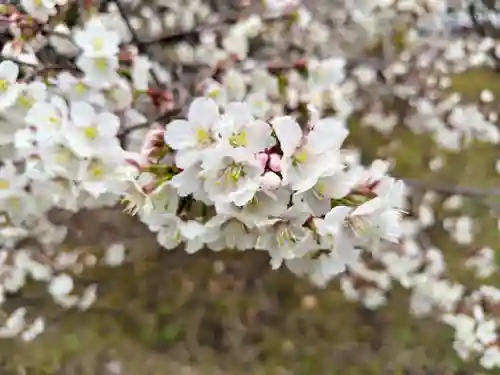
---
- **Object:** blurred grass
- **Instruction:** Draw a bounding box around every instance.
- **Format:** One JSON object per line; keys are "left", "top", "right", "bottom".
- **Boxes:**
{"left": 2, "top": 68, "right": 500, "bottom": 374}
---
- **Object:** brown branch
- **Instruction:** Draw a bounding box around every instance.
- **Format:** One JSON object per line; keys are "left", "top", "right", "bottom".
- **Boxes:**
{"left": 111, "top": 0, "right": 163, "bottom": 87}
{"left": 139, "top": 12, "right": 293, "bottom": 46}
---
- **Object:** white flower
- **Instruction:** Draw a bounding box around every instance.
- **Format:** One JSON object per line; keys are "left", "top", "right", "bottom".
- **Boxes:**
{"left": 121, "top": 178, "right": 147, "bottom": 215}
{"left": 246, "top": 91, "right": 272, "bottom": 118}
{"left": 21, "top": 317, "right": 45, "bottom": 342}
{"left": 222, "top": 25, "right": 249, "bottom": 60}
{"left": 296, "top": 160, "right": 348, "bottom": 216}
{"left": 314, "top": 205, "right": 352, "bottom": 238}
{"left": 216, "top": 102, "right": 276, "bottom": 153}
{"left": 465, "top": 247, "right": 497, "bottom": 279}
{"left": 104, "top": 243, "right": 126, "bottom": 267}
{"left": 155, "top": 215, "right": 207, "bottom": 254}
{"left": 132, "top": 56, "right": 151, "bottom": 91}
{"left": 164, "top": 97, "right": 221, "bottom": 169}
{"left": 0, "top": 61, "right": 20, "bottom": 110}
{"left": 65, "top": 101, "right": 121, "bottom": 158}
{"left": 201, "top": 145, "right": 264, "bottom": 206}
{"left": 48, "top": 273, "right": 74, "bottom": 298}
{"left": 348, "top": 196, "right": 403, "bottom": 244}
{"left": 57, "top": 72, "right": 93, "bottom": 101}
{"left": 78, "top": 284, "right": 98, "bottom": 310}
{"left": 169, "top": 165, "right": 211, "bottom": 204}
{"left": 10, "top": 81, "right": 47, "bottom": 116}
{"left": 25, "top": 96, "right": 68, "bottom": 147}
{"left": 38, "top": 144, "right": 80, "bottom": 179}
{"left": 263, "top": 0, "right": 299, "bottom": 16}
{"left": 77, "top": 55, "right": 120, "bottom": 87}
{"left": 0, "top": 160, "right": 27, "bottom": 199}
{"left": 204, "top": 215, "right": 258, "bottom": 251}
{"left": 78, "top": 158, "right": 125, "bottom": 198}
{"left": 272, "top": 115, "right": 348, "bottom": 192}
{"left": 256, "top": 205, "right": 315, "bottom": 269}
{"left": 142, "top": 181, "right": 180, "bottom": 219}
{"left": 308, "top": 57, "right": 346, "bottom": 90}
{"left": 20, "top": 0, "right": 57, "bottom": 22}
{"left": 287, "top": 232, "right": 360, "bottom": 287}
{"left": 0, "top": 308, "right": 26, "bottom": 338}
{"left": 74, "top": 19, "right": 121, "bottom": 58}
{"left": 216, "top": 187, "right": 290, "bottom": 227}
{"left": 222, "top": 70, "right": 247, "bottom": 101}
{"left": 481, "top": 347, "right": 500, "bottom": 369}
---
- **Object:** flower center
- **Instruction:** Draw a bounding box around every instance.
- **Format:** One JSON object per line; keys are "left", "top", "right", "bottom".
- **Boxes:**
{"left": 276, "top": 225, "right": 299, "bottom": 247}
{"left": 75, "top": 82, "right": 87, "bottom": 94}
{"left": 0, "top": 80, "right": 8, "bottom": 92}
{"left": 48, "top": 115, "right": 59, "bottom": 126}
{"left": 0, "top": 179, "right": 10, "bottom": 189}
{"left": 207, "top": 87, "right": 220, "bottom": 99}
{"left": 90, "top": 163, "right": 104, "bottom": 179}
{"left": 18, "top": 95, "right": 33, "bottom": 108}
{"left": 217, "top": 164, "right": 244, "bottom": 186}
{"left": 293, "top": 149, "right": 308, "bottom": 164}
{"left": 94, "top": 58, "right": 109, "bottom": 72}
{"left": 229, "top": 130, "right": 247, "bottom": 147}
{"left": 93, "top": 38, "right": 104, "bottom": 51}
{"left": 55, "top": 149, "right": 71, "bottom": 164}
{"left": 313, "top": 181, "right": 326, "bottom": 200}
{"left": 84, "top": 126, "right": 98, "bottom": 140}
{"left": 195, "top": 128, "right": 213, "bottom": 147}
{"left": 8, "top": 197, "right": 21, "bottom": 210}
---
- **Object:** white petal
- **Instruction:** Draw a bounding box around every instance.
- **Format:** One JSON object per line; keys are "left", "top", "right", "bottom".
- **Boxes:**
{"left": 188, "top": 97, "right": 220, "bottom": 127}
{"left": 307, "top": 117, "right": 348, "bottom": 154}
{"left": 225, "top": 102, "right": 254, "bottom": 125}
{"left": 97, "top": 112, "right": 120, "bottom": 137}
{"left": 0, "top": 61, "right": 19, "bottom": 81}
{"left": 164, "top": 119, "right": 196, "bottom": 149}
{"left": 324, "top": 205, "right": 351, "bottom": 230}
{"left": 272, "top": 116, "right": 302, "bottom": 157}
{"left": 70, "top": 101, "right": 95, "bottom": 126}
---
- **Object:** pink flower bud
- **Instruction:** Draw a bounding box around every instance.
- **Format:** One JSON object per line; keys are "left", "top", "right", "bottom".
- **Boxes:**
{"left": 257, "top": 152, "right": 269, "bottom": 169}
{"left": 260, "top": 171, "right": 281, "bottom": 190}
{"left": 268, "top": 153, "right": 281, "bottom": 172}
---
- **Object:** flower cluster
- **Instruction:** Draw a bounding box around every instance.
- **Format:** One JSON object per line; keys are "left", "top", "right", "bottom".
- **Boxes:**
{"left": 126, "top": 97, "right": 406, "bottom": 281}
{"left": 0, "top": 15, "right": 146, "bottom": 339}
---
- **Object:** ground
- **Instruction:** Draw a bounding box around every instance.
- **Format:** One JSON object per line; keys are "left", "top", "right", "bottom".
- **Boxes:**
{"left": 2, "top": 70, "right": 500, "bottom": 374}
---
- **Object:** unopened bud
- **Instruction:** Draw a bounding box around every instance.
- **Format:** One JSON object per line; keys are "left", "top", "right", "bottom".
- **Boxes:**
{"left": 268, "top": 153, "right": 281, "bottom": 172}
{"left": 260, "top": 171, "right": 281, "bottom": 189}
{"left": 256, "top": 152, "right": 269, "bottom": 168}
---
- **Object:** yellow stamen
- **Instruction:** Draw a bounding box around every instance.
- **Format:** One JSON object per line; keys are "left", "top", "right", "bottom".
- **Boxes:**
{"left": 93, "top": 38, "right": 104, "bottom": 51}
{"left": 195, "top": 128, "right": 212, "bottom": 147}
{"left": 293, "top": 149, "right": 308, "bottom": 164}
{"left": 0, "top": 80, "right": 8, "bottom": 92}
{"left": 94, "top": 58, "right": 108, "bottom": 72}
{"left": 75, "top": 82, "right": 87, "bottom": 94}
{"left": 229, "top": 130, "right": 247, "bottom": 147}
{"left": 84, "top": 126, "right": 98, "bottom": 140}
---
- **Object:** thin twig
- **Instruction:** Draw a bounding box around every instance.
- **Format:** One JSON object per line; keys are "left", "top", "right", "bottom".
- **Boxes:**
{"left": 0, "top": 56, "right": 80, "bottom": 81}
{"left": 111, "top": 0, "right": 162, "bottom": 87}
{"left": 117, "top": 107, "right": 181, "bottom": 144}
{"left": 0, "top": 56, "right": 38, "bottom": 68}
{"left": 140, "top": 12, "right": 292, "bottom": 45}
